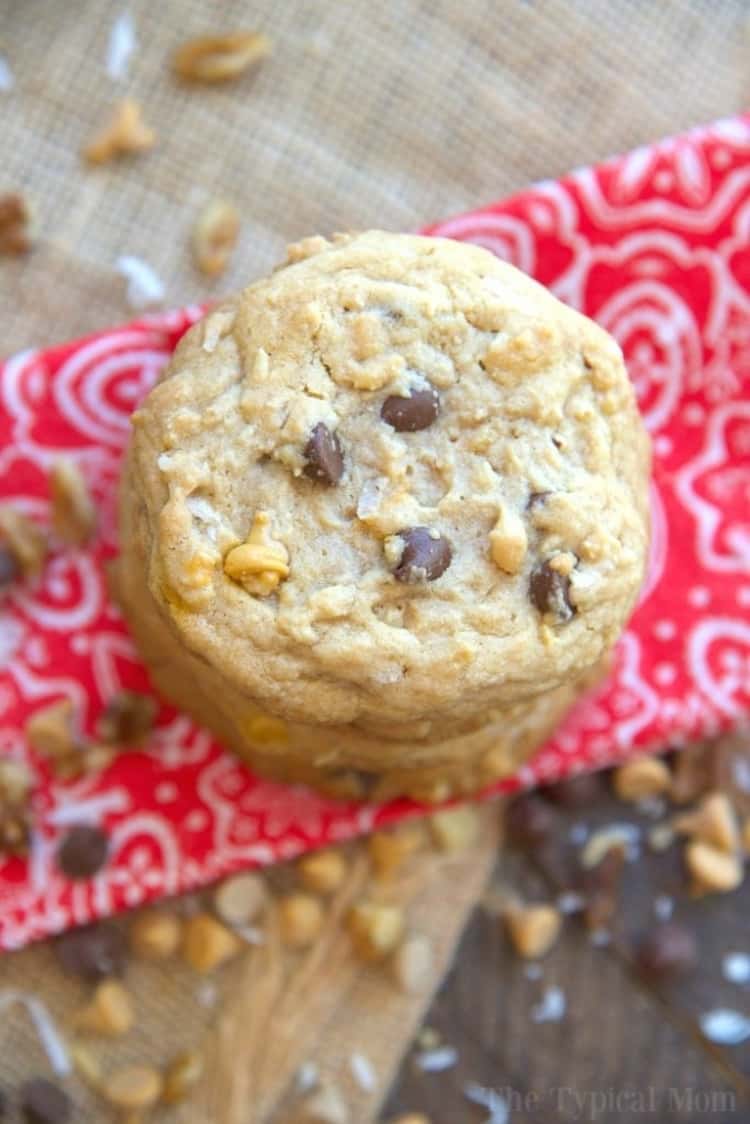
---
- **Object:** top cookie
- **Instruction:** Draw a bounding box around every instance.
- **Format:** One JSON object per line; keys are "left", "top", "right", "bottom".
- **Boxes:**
{"left": 125, "top": 231, "right": 650, "bottom": 737}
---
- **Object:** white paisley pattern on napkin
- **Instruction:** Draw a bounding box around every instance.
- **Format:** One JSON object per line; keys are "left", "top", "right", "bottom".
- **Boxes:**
{"left": 0, "top": 116, "right": 749, "bottom": 950}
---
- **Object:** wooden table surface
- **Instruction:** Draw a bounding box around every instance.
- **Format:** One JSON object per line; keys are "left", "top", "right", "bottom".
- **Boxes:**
{"left": 384, "top": 777, "right": 750, "bottom": 1124}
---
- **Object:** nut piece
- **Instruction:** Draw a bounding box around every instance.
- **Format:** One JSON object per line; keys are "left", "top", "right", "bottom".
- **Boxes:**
{"left": 0, "top": 193, "right": 31, "bottom": 255}
{"left": 291, "top": 1082, "right": 349, "bottom": 1124}
{"left": 278, "top": 893, "right": 324, "bottom": 949}
{"left": 162, "top": 1049, "right": 204, "bottom": 1105}
{"left": 224, "top": 511, "right": 289, "bottom": 596}
{"left": 298, "top": 849, "right": 348, "bottom": 896}
{"left": 429, "top": 806, "right": 480, "bottom": 853}
{"left": 686, "top": 840, "right": 744, "bottom": 895}
{"left": 97, "top": 691, "right": 157, "bottom": 746}
{"left": 25, "top": 700, "right": 77, "bottom": 758}
{"left": 182, "top": 913, "right": 242, "bottom": 972}
{"left": 83, "top": 98, "right": 156, "bottom": 164}
{"left": 130, "top": 910, "right": 181, "bottom": 959}
{"left": 489, "top": 504, "right": 527, "bottom": 574}
{"left": 504, "top": 904, "right": 562, "bottom": 959}
{"left": 71, "top": 979, "right": 135, "bottom": 1036}
{"left": 368, "top": 827, "right": 423, "bottom": 881}
{"left": 673, "top": 791, "right": 740, "bottom": 854}
{"left": 0, "top": 505, "right": 47, "bottom": 579}
{"left": 0, "top": 758, "right": 33, "bottom": 807}
{"left": 50, "top": 458, "right": 97, "bottom": 546}
{"left": 613, "top": 756, "right": 671, "bottom": 802}
{"left": 348, "top": 903, "right": 404, "bottom": 961}
{"left": 192, "top": 200, "right": 240, "bottom": 277}
{"left": 102, "top": 1065, "right": 163, "bottom": 1111}
{"left": 213, "top": 872, "right": 267, "bottom": 927}
{"left": 390, "top": 933, "right": 433, "bottom": 994}
{"left": 173, "top": 31, "right": 272, "bottom": 83}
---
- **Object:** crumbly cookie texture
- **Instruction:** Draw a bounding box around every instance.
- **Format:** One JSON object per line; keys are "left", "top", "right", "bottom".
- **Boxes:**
{"left": 118, "top": 231, "right": 649, "bottom": 796}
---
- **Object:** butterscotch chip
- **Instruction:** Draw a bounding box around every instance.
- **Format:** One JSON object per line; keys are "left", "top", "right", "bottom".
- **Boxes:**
{"left": 278, "top": 893, "right": 324, "bottom": 949}
{"left": 347, "top": 903, "right": 404, "bottom": 961}
{"left": 213, "top": 871, "right": 267, "bottom": 926}
{"left": 162, "top": 1049, "right": 204, "bottom": 1104}
{"left": 390, "top": 933, "right": 433, "bottom": 994}
{"left": 673, "top": 791, "right": 740, "bottom": 855}
{"left": 429, "top": 806, "right": 480, "bottom": 853}
{"left": 102, "top": 1065, "right": 163, "bottom": 1110}
{"left": 71, "top": 979, "right": 135, "bottom": 1036}
{"left": 50, "top": 458, "right": 97, "bottom": 546}
{"left": 0, "top": 505, "right": 47, "bottom": 579}
{"left": 298, "top": 849, "right": 348, "bottom": 895}
{"left": 686, "top": 841, "right": 743, "bottom": 895}
{"left": 504, "top": 904, "right": 562, "bottom": 959}
{"left": 173, "top": 31, "right": 272, "bottom": 83}
{"left": 83, "top": 98, "right": 156, "bottom": 164}
{"left": 182, "top": 913, "right": 241, "bottom": 972}
{"left": 192, "top": 200, "right": 240, "bottom": 277}
{"left": 368, "top": 827, "right": 423, "bottom": 881}
{"left": 613, "top": 756, "right": 671, "bottom": 802}
{"left": 223, "top": 510, "right": 289, "bottom": 596}
{"left": 130, "top": 910, "right": 182, "bottom": 959}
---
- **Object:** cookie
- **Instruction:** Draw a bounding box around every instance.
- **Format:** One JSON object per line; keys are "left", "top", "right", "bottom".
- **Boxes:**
{"left": 117, "top": 231, "right": 650, "bottom": 799}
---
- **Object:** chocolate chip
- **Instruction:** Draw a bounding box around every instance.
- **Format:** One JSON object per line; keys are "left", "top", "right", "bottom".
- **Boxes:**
{"left": 0, "top": 545, "right": 19, "bottom": 594}
{"left": 392, "top": 527, "right": 452, "bottom": 583}
{"left": 529, "top": 559, "right": 575, "bottom": 620}
{"left": 20, "top": 1079, "right": 72, "bottom": 1124}
{"left": 97, "top": 690, "right": 157, "bottom": 745}
{"left": 303, "top": 423, "right": 344, "bottom": 485}
{"left": 56, "top": 824, "right": 109, "bottom": 880}
{"left": 381, "top": 385, "right": 440, "bottom": 432}
{"left": 56, "top": 922, "right": 127, "bottom": 981}
{"left": 635, "top": 922, "right": 698, "bottom": 981}
{"left": 542, "top": 771, "right": 606, "bottom": 808}
{"left": 505, "top": 793, "right": 556, "bottom": 849}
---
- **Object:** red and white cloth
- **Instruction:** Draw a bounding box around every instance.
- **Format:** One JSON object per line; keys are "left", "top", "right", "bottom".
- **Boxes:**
{"left": 1, "top": 115, "right": 749, "bottom": 951}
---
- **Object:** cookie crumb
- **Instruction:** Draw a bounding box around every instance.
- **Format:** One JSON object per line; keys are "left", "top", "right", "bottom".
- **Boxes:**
{"left": 130, "top": 910, "right": 182, "bottom": 959}
{"left": 101, "top": 1064, "right": 163, "bottom": 1111}
{"left": 685, "top": 840, "right": 743, "bottom": 895}
{"left": 162, "top": 1049, "right": 204, "bottom": 1104}
{"left": 390, "top": 933, "right": 433, "bottom": 994}
{"left": 429, "top": 806, "right": 479, "bottom": 853}
{"left": 368, "top": 827, "right": 422, "bottom": 881}
{"left": 673, "top": 791, "right": 740, "bottom": 854}
{"left": 71, "top": 979, "right": 135, "bottom": 1036}
{"left": 213, "top": 872, "right": 267, "bottom": 926}
{"left": 348, "top": 903, "right": 404, "bottom": 961}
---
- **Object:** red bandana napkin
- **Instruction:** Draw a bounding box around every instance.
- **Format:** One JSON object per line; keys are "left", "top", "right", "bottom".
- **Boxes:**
{"left": 1, "top": 115, "right": 749, "bottom": 951}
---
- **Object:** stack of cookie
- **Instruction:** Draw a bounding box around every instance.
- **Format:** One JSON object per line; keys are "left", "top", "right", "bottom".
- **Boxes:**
{"left": 117, "top": 232, "right": 650, "bottom": 802}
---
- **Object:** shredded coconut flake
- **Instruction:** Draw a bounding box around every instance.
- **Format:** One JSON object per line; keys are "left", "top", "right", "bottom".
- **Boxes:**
{"left": 107, "top": 11, "right": 137, "bottom": 81}
{"left": 295, "top": 1061, "right": 319, "bottom": 1094}
{"left": 531, "top": 985, "right": 566, "bottom": 1023}
{"left": 700, "top": 1008, "right": 750, "bottom": 1045}
{"left": 0, "top": 55, "right": 14, "bottom": 92}
{"left": 653, "top": 894, "right": 674, "bottom": 921}
{"left": 557, "top": 891, "right": 585, "bottom": 915}
{"left": 465, "top": 1082, "right": 510, "bottom": 1124}
{"left": 116, "top": 255, "right": 165, "bottom": 310}
{"left": 0, "top": 993, "right": 70, "bottom": 1076}
{"left": 350, "top": 1052, "right": 376, "bottom": 1092}
{"left": 356, "top": 478, "right": 385, "bottom": 519}
{"left": 722, "top": 952, "right": 750, "bottom": 985}
{"left": 416, "top": 1045, "right": 458, "bottom": 1072}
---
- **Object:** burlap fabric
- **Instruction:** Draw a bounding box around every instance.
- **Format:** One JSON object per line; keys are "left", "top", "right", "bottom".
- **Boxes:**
{"left": 0, "top": 1, "right": 746, "bottom": 1121}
